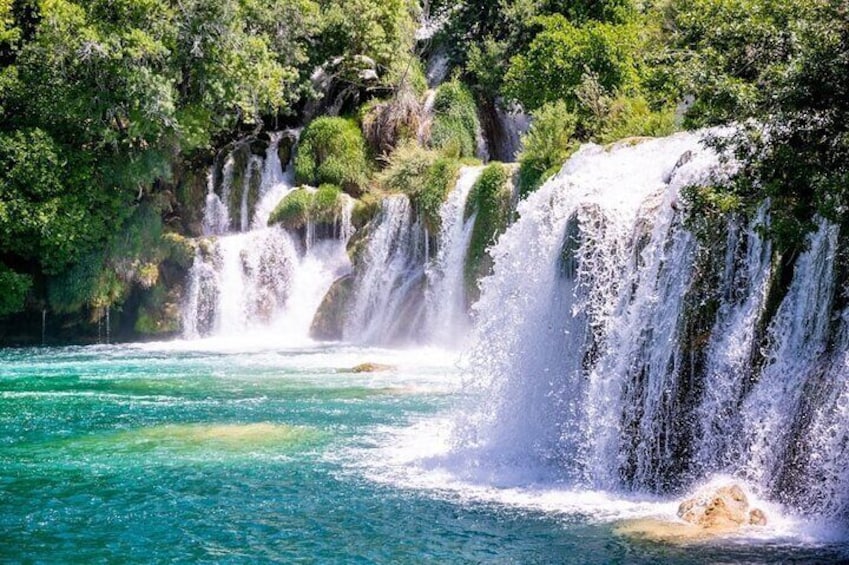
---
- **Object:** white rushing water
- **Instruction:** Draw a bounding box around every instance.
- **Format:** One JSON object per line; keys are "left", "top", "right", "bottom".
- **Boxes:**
{"left": 183, "top": 133, "right": 353, "bottom": 342}
{"left": 422, "top": 166, "right": 482, "bottom": 346}
{"left": 332, "top": 130, "right": 849, "bottom": 552}
{"left": 343, "top": 167, "right": 483, "bottom": 346}
{"left": 344, "top": 195, "right": 427, "bottom": 344}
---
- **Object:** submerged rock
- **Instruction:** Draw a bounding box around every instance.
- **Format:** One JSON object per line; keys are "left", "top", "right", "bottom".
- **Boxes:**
{"left": 677, "top": 484, "right": 767, "bottom": 529}
{"left": 348, "top": 363, "right": 395, "bottom": 373}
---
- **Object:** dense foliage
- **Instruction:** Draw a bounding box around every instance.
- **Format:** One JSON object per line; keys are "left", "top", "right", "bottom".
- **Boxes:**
{"left": 1, "top": 0, "right": 847, "bottom": 338}
{"left": 268, "top": 184, "right": 343, "bottom": 230}
{"left": 294, "top": 117, "right": 370, "bottom": 195}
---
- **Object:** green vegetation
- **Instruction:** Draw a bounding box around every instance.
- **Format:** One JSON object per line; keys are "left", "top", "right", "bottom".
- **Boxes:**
{"left": 379, "top": 142, "right": 461, "bottom": 232}
{"left": 270, "top": 189, "right": 313, "bottom": 230}
{"left": 0, "top": 264, "right": 31, "bottom": 316}
{"left": 361, "top": 85, "right": 422, "bottom": 158}
{"left": 429, "top": 79, "right": 480, "bottom": 159}
{"left": 502, "top": 15, "right": 639, "bottom": 113}
{"left": 268, "top": 185, "right": 344, "bottom": 230}
{"left": 464, "top": 163, "right": 512, "bottom": 299}
{"left": 516, "top": 101, "right": 578, "bottom": 197}
{"left": 294, "top": 117, "right": 370, "bottom": 195}
{"left": 1, "top": 0, "right": 847, "bottom": 337}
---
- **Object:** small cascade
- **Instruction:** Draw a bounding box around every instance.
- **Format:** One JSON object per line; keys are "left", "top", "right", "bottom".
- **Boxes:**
{"left": 344, "top": 195, "right": 428, "bottom": 344}
{"left": 692, "top": 204, "right": 772, "bottom": 473}
{"left": 737, "top": 222, "right": 838, "bottom": 489}
{"left": 417, "top": 90, "right": 437, "bottom": 144}
{"left": 182, "top": 132, "right": 353, "bottom": 341}
{"left": 41, "top": 309, "right": 46, "bottom": 346}
{"left": 252, "top": 132, "right": 296, "bottom": 229}
{"left": 422, "top": 166, "right": 483, "bottom": 345}
{"left": 202, "top": 156, "right": 235, "bottom": 236}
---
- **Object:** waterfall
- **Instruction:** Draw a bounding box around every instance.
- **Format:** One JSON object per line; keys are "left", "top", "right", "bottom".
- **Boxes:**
{"left": 343, "top": 195, "right": 427, "bottom": 344}
{"left": 422, "top": 166, "right": 483, "bottom": 345}
{"left": 456, "top": 132, "right": 724, "bottom": 481}
{"left": 202, "top": 155, "right": 234, "bottom": 236}
{"left": 454, "top": 129, "right": 849, "bottom": 520}
{"left": 182, "top": 132, "right": 353, "bottom": 341}
{"left": 342, "top": 167, "right": 484, "bottom": 346}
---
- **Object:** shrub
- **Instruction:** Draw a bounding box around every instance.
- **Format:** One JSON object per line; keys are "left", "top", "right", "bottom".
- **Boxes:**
{"left": 361, "top": 86, "right": 422, "bottom": 158}
{"left": 0, "top": 264, "right": 32, "bottom": 316}
{"left": 517, "top": 101, "right": 578, "bottom": 197}
{"left": 429, "top": 79, "right": 480, "bottom": 159}
{"left": 379, "top": 142, "right": 460, "bottom": 232}
{"left": 600, "top": 96, "right": 677, "bottom": 143}
{"left": 294, "top": 117, "right": 370, "bottom": 195}
{"left": 268, "top": 185, "right": 344, "bottom": 229}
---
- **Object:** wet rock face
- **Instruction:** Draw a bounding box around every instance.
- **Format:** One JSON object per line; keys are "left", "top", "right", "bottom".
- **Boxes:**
{"left": 677, "top": 484, "right": 767, "bottom": 529}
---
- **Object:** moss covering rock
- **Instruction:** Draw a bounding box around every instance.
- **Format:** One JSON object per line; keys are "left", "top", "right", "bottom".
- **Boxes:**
{"left": 294, "top": 117, "right": 370, "bottom": 196}
{"left": 134, "top": 284, "right": 182, "bottom": 336}
{"left": 268, "top": 185, "right": 345, "bottom": 231}
{"left": 465, "top": 163, "right": 514, "bottom": 301}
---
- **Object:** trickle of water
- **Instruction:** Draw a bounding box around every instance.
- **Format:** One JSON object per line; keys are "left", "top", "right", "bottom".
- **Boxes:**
{"left": 202, "top": 156, "right": 235, "bottom": 236}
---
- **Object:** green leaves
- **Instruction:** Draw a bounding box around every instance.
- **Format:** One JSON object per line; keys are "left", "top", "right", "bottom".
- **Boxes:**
{"left": 516, "top": 101, "right": 577, "bottom": 197}
{"left": 429, "top": 79, "right": 480, "bottom": 159}
{"left": 0, "top": 264, "right": 32, "bottom": 316}
{"left": 503, "top": 15, "right": 639, "bottom": 112}
{"left": 294, "top": 117, "right": 370, "bottom": 195}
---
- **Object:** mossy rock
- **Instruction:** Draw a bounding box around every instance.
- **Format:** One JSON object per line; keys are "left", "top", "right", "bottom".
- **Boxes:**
{"left": 175, "top": 167, "right": 209, "bottom": 237}
{"left": 310, "top": 275, "right": 354, "bottom": 341}
{"left": 464, "top": 162, "right": 513, "bottom": 302}
{"left": 352, "top": 193, "right": 381, "bottom": 229}
{"left": 277, "top": 133, "right": 296, "bottom": 168}
{"left": 269, "top": 188, "right": 312, "bottom": 230}
{"left": 162, "top": 232, "right": 196, "bottom": 268}
{"left": 313, "top": 184, "right": 345, "bottom": 223}
{"left": 250, "top": 132, "right": 270, "bottom": 157}
{"left": 294, "top": 117, "right": 370, "bottom": 196}
{"left": 135, "top": 284, "right": 182, "bottom": 336}
{"left": 268, "top": 185, "right": 344, "bottom": 231}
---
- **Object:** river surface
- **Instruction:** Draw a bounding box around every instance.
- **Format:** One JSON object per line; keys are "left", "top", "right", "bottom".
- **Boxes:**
{"left": 1, "top": 341, "right": 847, "bottom": 563}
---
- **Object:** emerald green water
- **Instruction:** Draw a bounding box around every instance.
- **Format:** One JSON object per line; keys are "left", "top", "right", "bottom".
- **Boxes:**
{"left": 1, "top": 342, "right": 846, "bottom": 563}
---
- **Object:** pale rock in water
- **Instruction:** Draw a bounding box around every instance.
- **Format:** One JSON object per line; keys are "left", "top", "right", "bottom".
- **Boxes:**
{"left": 677, "top": 484, "right": 767, "bottom": 530}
